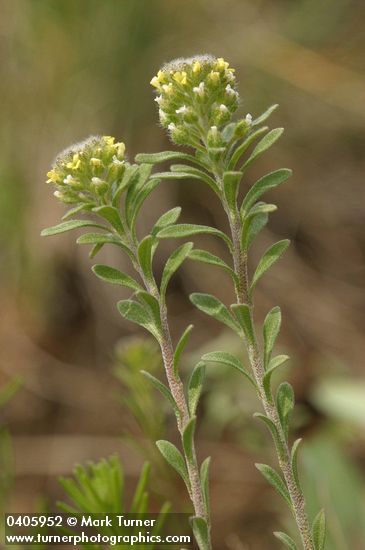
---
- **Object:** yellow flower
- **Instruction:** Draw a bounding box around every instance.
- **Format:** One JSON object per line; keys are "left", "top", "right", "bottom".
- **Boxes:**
{"left": 173, "top": 71, "right": 187, "bottom": 85}
{"left": 90, "top": 157, "right": 102, "bottom": 167}
{"left": 215, "top": 57, "right": 229, "bottom": 71}
{"left": 150, "top": 76, "right": 161, "bottom": 89}
{"left": 46, "top": 169, "right": 60, "bottom": 183}
{"left": 66, "top": 153, "right": 81, "bottom": 170}
{"left": 114, "top": 142, "right": 125, "bottom": 157}
{"left": 192, "top": 61, "right": 201, "bottom": 74}
{"left": 208, "top": 71, "right": 220, "bottom": 84}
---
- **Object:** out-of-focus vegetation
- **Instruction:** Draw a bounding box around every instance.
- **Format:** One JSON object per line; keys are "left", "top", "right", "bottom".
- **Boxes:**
{"left": 1, "top": 0, "right": 365, "bottom": 548}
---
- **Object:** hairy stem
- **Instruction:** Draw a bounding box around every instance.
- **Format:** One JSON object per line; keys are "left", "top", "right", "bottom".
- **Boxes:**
{"left": 228, "top": 207, "right": 314, "bottom": 550}
{"left": 129, "top": 238, "right": 211, "bottom": 546}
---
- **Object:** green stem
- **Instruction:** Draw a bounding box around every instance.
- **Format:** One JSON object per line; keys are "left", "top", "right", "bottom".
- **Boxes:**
{"left": 128, "top": 236, "right": 212, "bottom": 548}
{"left": 228, "top": 203, "right": 314, "bottom": 550}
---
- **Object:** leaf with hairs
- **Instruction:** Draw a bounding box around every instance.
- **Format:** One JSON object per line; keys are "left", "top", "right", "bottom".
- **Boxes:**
{"left": 182, "top": 417, "right": 196, "bottom": 464}
{"left": 231, "top": 304, "right": 254, "bottom": 345}
{"left": 141, "top": 371, "right": 179, "bottom": 416}
{"left": 312, "top": 509, "right": 326, "bottom": 550}
{"left": 291, "top": 438, "right": 302, "bottom": 489}
{"left": 135, "top": 150, "right": 206, "bottom": 169}
{"left": 223, "top": 171, "right": 242, "bottom": 211}
{"left": 255, "top": 464, "right": 291, "bottom": 508}
{"left": 263, "top": 355, "right": 290, "bottom": 400}
{"left": 202, "top": 351, "right": 255, "bottom": 388}
{"left": 93, "top": 205, "right": 124, "bottom": 234}
{"left": 188, "top": 249, "right": 237, "bottom": 284}
{"left": 227, "top": 126, "right": 269, "bottom": 170}
{"left": 156, "top": 441, "right": 190, "bottom": 491}
{"left": 273, "top": 531, "right": 297, "bottom": 549}
{"left": 242, "top": 128, "right": 283, "bottom": 171}
{"left": 276, "top": 382, "right": 295, "bottom": 438}
{"left": 191, "top": 293, "right": 241, "bottom": 333}
{"left": 241, "top": 169, "right": 292, "bottom": 218}
{"left": 263, "top": 306, "right": 281, "bottom": 368}
{"left": 187, "top": 362, "right": 205, "bottom": 417}
{"left": 252, "top": 104, "right": 279, "bottom": 126}
{"left": 170, "top": 164, "right": 220, "bottom": 195}
{"left": 241, "top": 212, "right": 269, "bottom": 251}
{"left": 251, "top": 240, "right": 290, "bottom": 292}
{"left": 92, "top": 265, "right": 142, "bottom": 292}
{"left": 138, "top": 236, "right": 155, "bottom": 285}
{"left": 254, "top": 413, "right": 285, "bottom": 460}
{"left": 117, "top": 299, "right": 158, "bottom": 339}
{"left": 158, "top": 224, "right": 232, "bottom": 251}
{"left": 173, "top": 324, "right": 194, "bottom": 375}
{"left": 152, "top": 207, "right": 182, "bottom": 236}
{"left": 41, "top": 220, "right": 108, "bottom": 237}
{"left": 200, "top": 457, "right": 211, "bottom": 515}
{"left": 190, "top": 517, "right": 210, "bottom": 550}
{"left": 160, "top": 242, "right": 193, "bottom": 301}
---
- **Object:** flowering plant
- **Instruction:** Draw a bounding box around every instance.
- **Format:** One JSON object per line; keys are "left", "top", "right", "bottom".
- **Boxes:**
{"left": 42, "top": 54, "right": 325, "bottom": 550}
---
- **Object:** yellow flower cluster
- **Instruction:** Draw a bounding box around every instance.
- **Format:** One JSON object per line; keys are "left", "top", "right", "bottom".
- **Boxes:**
{"left": 46, "top": 135, "right": 126, "bottom": 204}
{"left": 150, "top": 55, "right": 239, "bottom": 145}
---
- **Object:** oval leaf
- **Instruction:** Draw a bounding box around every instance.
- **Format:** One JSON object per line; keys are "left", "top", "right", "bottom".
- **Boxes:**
{"left": 251, "top": 240, "right": 290, "bottom": 292}
{"left": 201, "top": 351, "right": 255, "bottom": 387}
{"left": 188, "top": 362, "right": 206, "bottom": 417}
{"left": 182, "top": 417, "right": 196, "bottom": 464}
{"left": 41, "top": 220, "right": 107, "bottom": 236}
{"left": 92, "top": 265, "right": 142, "bottom": 292}
{"left": 263, "top": 306, "right": 281, "bottom": 369}
{"left": 255, "top": 463, "right": 291, "bottom": 508}
{"left": 157, "top": 224, "right": 232, "bottom": 251}
{"left": 190, "top": 293, "right": 240, "bottom": 333}
{"left": 160, "top": 242, "right": 193, "bottom": 301}
{"left": 273, "top": 531, "right": 297, "bottom": 550}
{"left": 174, "top": 324, "right": 194, "bottom": 375}
{"left": 312, "top": 509, "right": 326, "bottom": 550}
{"left": 276, "top": 382, "right": 295, "bottom": 437}
{"left": 156, "top": 440, "right": 190, "bottom": 491}
{"left": 241, "top": 168, "right": 292, "bottom": 218}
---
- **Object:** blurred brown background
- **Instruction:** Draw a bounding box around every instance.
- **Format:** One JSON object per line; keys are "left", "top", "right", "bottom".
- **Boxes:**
{"left": 1, "top": 1, "right": 365, "bottom": 548}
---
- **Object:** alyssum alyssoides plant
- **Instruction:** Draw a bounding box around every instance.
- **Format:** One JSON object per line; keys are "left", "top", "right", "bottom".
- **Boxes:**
{"left": 42, "top": 136, "right": 212, "bottom": 550}
{"left": 136, "top": 55, "right": 327, "bottom": 550}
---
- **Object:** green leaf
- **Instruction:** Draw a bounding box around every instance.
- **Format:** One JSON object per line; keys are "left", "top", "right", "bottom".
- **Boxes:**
{"left": 92, "top": 205, "right": 124, "bottom": 234}
{"left": 182, "top": 417, "right": 196, "bottom": 464}
{"left": 190, "top": 517, "right": 210, "bottom": 550}
{"left": 254, "top": 413, "right": 285, "bottom": 460}
{"left": 263, "top": 306, "right": 281, "bottom": 368}
{"left": 241, "top": 212, "right": 269, "bottom": 250}
{"left": 170, "top": 164, "right": 220, "bottom": 195}
{"left": 160, "top": 242, "right": 193, "bottom": 301}
{"left": 263, "top": 355, "right": 290, "bottom": 400}
{"left": 41, "top": 220, "right": 107, "bottom": 236}
{"left": 201, "top": 351, "right": 256, "bottom": 387}
{"left": 112, "top": 164, "right": 139, "bottom": 206}
{"left": 190, "top": 293, "right": 241, "bottom": 333}
{"left": 92, "top": 264, "right": 142, "bottom": 292}
{"left": 291, "top": 438, "right": 302, "bottom": 489}
{"left": 312, "top": 509, "right": 326, "bottom": 550}
{"left": 187, "top": 362, "right": 206, "bottom": 416}
{"left": 138, "top": 236, "right": 155, "bottom": 285}
{"left": 89, "top": 241, "right": 103, "bottom": 258}
{"left": 188, "top": 249, "right": 237, "bottom": 283}
{"left": 157, "top": 224, "right": 232, "bottom": 251}
{"left": 135, "top": 291, "right": 162, "bottom": 332}
{"left": 130, "top": 462, "right": 150, "bottom": 513}
{"left": 156, "top": 441, "right": 190, "bottom": 491}
{"left": 200, "top": 457, "right": 211, "bottom": 515}
{"left": 273, "top": 531, "right": 297, "bottom": 550}
{"left": 135, "top": 150, "right": 206, "bottom": 169}
{"left": 255, "top": 463, "right": 291, "bottom": 508}
{"left": 62, "top": 203, "right": 94, "bottom": 220}
{"left": 241, "top": 169, "right": 292, "bottom": 218}
{"left": 247, "top": 202, "right": 278, "bottom": 218}
{"left": 231, "top": 304, "right": 254, "bottom": 345}
{"left": 222, "top": 171, "right": 242, "bottom": 211}
{"left": 276, "top": 382, "right": 295, "bottom": 437}
{"left": 173, "top": 324, "right": 194, "bottom": 375}
{"left": 228, "top": 126, "right": 269, "bottom": 170}
{"left": 152, "top": 207, "right": 182, "bottom": 236}
{"left": 243, "top": 128, "right": 284, "bottom": 170}
{"left": 117, "top": 299, "right": 158, "bottom": 339}
{"left": 127, "top": 176, "right": 160, "bottom": 230}
{"left": 141, "top": 371, "right": 179, "bottom": 416}
{"left": 77, "top": 232, "right": 134, "bottom": 260}
{"left": 251, "top": 240, "right": 290, "bottom": 292}
{"left": 252, "top": 104, "right": 279, "bottom": 126}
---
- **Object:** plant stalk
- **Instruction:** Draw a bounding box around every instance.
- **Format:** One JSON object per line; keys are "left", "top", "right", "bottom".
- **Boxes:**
{"left": 228, "top": 209, "right": 314, "bottom": 550}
